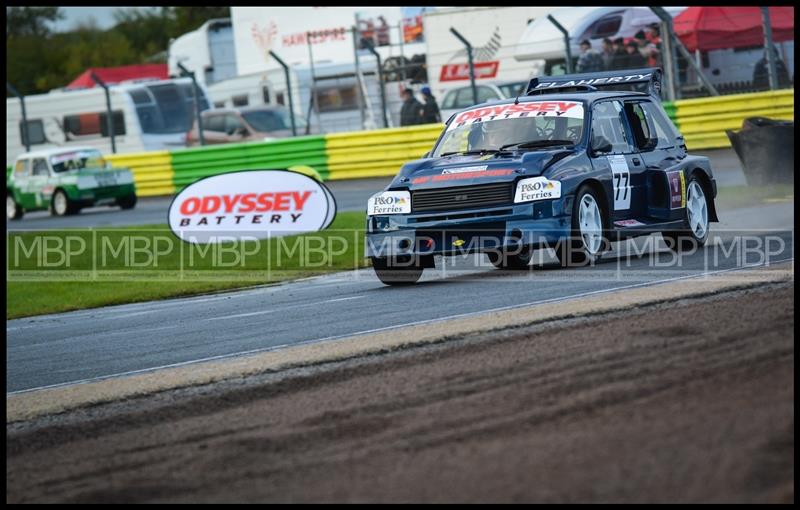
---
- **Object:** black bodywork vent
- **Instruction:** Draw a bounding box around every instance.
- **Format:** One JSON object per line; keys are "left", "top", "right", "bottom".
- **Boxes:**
{"left": 411, "top": 183, "right": 513, "bottom": 213}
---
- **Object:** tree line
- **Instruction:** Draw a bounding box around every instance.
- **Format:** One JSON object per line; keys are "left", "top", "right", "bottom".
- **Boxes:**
{"left": 6, "top": 6, "right": 230, "bottom": 96}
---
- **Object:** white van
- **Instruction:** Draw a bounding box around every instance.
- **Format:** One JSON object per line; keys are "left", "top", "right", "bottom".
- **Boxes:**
{"left": 6, "top": 78, "right": 211, "bottom": 166}
{"left": 514, "top": 6, "right": 687, "bottom": 74}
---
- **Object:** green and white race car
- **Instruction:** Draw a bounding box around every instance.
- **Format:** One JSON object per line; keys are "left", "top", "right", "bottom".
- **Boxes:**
{"left": 7, "top": 147, "right": 137, "bottom": 219}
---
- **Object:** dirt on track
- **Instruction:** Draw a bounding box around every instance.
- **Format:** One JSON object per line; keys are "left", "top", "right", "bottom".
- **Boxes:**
{"left": 6, "top": 283, "right": 794, "bottom": 503}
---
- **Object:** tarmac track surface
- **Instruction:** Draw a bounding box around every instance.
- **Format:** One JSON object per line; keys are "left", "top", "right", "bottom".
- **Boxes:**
{"left": 5, "top": 201, "right": 794, "bottom": 393}
{"left": 5, "top": 283, "right": 794, "bottom": 503}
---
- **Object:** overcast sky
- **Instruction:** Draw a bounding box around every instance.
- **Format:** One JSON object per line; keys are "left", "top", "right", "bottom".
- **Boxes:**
{"left": 51, "top": 6, "right": 160, "bottom": 32}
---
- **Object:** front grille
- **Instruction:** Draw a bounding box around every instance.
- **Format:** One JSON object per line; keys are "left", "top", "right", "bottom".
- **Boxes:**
{"left": 411, "top": 183, "right": 513, "bottom": 213}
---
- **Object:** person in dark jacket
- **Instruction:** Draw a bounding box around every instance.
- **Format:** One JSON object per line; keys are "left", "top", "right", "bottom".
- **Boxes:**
{"left": 622, "top": 40, "right": 647, "bottom": 69}
{"left": 610, "top": 37, "right": 627, "bottom": 70}
{"left": 576, "top": 39, "right": 605, "bottom": 73}
{"left": 399, "top": 89, "right": 424, "bottom": 126}
{"left": 420, "top": 86, "right": 441, "bottom": 123}
{"left": 752, "top": 48, "right": 792, "bottom": 90}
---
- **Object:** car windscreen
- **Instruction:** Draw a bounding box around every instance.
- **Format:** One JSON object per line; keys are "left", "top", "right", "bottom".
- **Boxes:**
{"left": 49, "top": 150, "right": 106, "bottom": 173}
{"left": 498, "top": 82, "right": 526, "bottom": 98}
{"left": 242, "top": 109, "right": 307, "bottom": 133}
{"left": 432, "top": 101, "right": 586, "bottom": 157}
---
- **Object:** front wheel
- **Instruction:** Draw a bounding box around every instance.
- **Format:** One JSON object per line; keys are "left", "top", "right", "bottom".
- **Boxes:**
{"left": 117, "top": 194, "right": 137, "bottom": 210}
{"left": 51, "top": 189, "right": 78, "bottom": 217}
{"left": 556, "top": 185, "right": 609, "bottom": 267}
{"left": 662, "top": 175, "right": 710, "bottom": 252}
{"left": 371, "top": 256, "right": 424, "bottom": 285}
{"left": 7, "top": 193, "right": 24, "bottom": 220}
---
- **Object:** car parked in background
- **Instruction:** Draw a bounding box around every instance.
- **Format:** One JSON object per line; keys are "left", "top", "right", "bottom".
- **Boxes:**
{"left": 7, "top": 147, "right": 137, "bottom": 219}
{"left": 185, "top": 105, "right": 315, "bottom": 146}
{"left": 440, "top": 81, "right": 528, "bottom": 120}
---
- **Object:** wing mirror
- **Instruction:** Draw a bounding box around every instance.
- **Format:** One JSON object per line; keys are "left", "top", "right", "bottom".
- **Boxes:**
{"left": 591, "top": 136, "right": 613, "bottom": 155}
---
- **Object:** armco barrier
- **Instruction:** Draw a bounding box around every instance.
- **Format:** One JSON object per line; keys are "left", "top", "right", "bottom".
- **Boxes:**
{"left": 325, "top": 123, "right": 443, "bottom": 180}
{"left": 672, "top": 89, "right": 794, "bottom": 150}
{"left": 105, "top": 151, "right": 174, "bottom": 197}
{"left": 170, "top": 136, "right": 327, "bottom": 192}
{"left": 101, "top": 89, "right": 792, "bottom": 196}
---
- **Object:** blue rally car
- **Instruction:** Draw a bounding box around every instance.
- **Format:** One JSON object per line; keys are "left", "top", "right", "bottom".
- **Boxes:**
{"left": 366, "top": 68, "right": 718, "bottom": 285}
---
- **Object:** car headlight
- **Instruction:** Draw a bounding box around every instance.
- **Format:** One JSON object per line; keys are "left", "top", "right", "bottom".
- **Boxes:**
{"left": 514, "top": 177, "right": 562, "bottom": 203}
{"left": 367, "top": 190, "right": 411, "bottom": 216}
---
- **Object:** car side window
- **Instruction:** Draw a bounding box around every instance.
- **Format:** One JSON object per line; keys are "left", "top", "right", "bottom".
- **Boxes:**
{"left": 441, "top": 90, "right": 457, "bottom": 110}
{"left": 32, "top": 158, "right": 49, "bottom": 176}
{"left": 454, "top": 88, "right": 475, "bottom": 108}
{"left": 641, "top": 102, "right": 679, "bottom": 149}
{"left": 623, "top": 102, "right": 657, "bottom": 152}
{"left": 14, "top": 159, "right": 31, "bottom": 177}
{"left": 205, "top": 115, "right": 225, "bottom": 132}
{"left": 475, "top": 86, "right": 498, "bottom": 104}
{"left": 224, "top": 115, "right": 244, "bottom": 134}
{"left": 591, "top": 100, "right": 631, "bottom": 154}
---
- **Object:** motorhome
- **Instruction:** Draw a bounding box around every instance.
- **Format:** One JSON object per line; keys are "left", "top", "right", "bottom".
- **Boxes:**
{"left": 206, "top": 59, "right": 404, "bottom": 133}
{"left": 6, "top": 78, "right": 210, "bottom": 165}
{"left": 422, "top": 7, "right": 558, "bottom": 100}
{"left": 168, "top": 18, "right": 238, "bottom": 87}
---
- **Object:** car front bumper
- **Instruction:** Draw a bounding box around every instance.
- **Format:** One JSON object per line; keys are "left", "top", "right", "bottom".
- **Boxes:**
{"left": 365, "top": 198, "right": 572, "bottom": 259}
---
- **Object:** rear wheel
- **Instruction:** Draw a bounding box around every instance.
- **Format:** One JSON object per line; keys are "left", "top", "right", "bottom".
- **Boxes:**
{"left": 51, "top": 189, "right": 78, "bottom": 216}
{"left": 7, "top": 193, "right": 23, "bottom": 220}
{"left": 371, "top": 256, "right": 424, "bottom": 285}
{"left": 117, "top": 194, "right": 137, "bottom": 210}
{"left": 662, "top": 176, "right": 709, "bottom": 252}
{"left": 556, "top": 185, "right": 609, "bottom": 267}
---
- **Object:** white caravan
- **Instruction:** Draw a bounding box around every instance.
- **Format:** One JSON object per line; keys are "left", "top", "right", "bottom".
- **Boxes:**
{"left": 6, "top": 78, "right": 211, "bottom": 165}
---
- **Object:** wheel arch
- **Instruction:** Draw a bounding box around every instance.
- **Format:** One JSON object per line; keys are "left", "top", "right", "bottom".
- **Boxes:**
{"left": 575, "top": 177, "right": 613, "bottom": 230}
{"left": 688, "top": 167, "right": 719, "bottom": 222}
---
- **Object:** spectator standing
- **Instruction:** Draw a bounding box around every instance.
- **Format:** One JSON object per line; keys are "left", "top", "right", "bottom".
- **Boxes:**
{"left": 420, "top": 86, "right": 441, "bottom": 123}
{"left": 634, "top": 30, "right": 659, "bottom": 67}
{"left": 610, "top": 37, "right": 627, "bottom": 70}
{"left": 376, "top": 16, "right": 390, "bottom": 47}
{"left": 601, "top": 37, "right": 615, "bottom": 70}
{"left": 399, "top": 89, "right": 424, "bottom": 126}
{"left": 622, "top": 40, "right": 647, "bottom": 69}
{"left": 752, "top": 47, "right": 792, "bottom": 90}
{"left": 576, "top": 39, "right": 605, "bottom": 73}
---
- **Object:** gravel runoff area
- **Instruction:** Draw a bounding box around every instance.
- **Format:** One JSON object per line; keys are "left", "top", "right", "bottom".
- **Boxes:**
{"left": 6, "top": 282, "right": 794, "bottom": 503}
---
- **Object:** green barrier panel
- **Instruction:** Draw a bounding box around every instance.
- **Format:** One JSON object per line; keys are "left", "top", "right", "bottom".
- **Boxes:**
{"left": 170, "top": 135, "right": 328, "bottom": 191}
{"left": 7, "top": 165, "right": 12, "bottom": 179}
{"left": 662, "top": 101, "right": 678, "bottom": 127}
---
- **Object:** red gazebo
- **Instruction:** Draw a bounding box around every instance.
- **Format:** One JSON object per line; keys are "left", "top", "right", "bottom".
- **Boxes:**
{"left": 673, "top": 6, "right": 794, "bottom": 52}
{"left": 66, "top": 64, "right": 168, "bottom": 90}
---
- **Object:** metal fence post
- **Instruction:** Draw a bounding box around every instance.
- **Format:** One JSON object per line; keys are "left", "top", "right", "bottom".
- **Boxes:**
{"left": 365, "top": 42, "right": 389, "bottom": 129}
{"left": 177, "top": 62, "right": 205, "bottom": 146}
{"left": 306, "top": 31, "right": 324, "bottom": 133}
{"left": 547, "top": 15, "right": 573, "bottom": 74}
{"left": 90, "top": 72, "right": 117, "bottom": 153}
{"left": 269, "top": 50, "right": 297, "bottom": 137}
{"left": 761, "top": 7, "right": 779, "bottom": 90}
{"left": 6, "top": 82, "right": 30, "bottom": 152}
{"left": 352, "top": 26, "right": 367, "bottom": 129}
{"left": 449, "top": 27, "right": 477, "bottom": 105}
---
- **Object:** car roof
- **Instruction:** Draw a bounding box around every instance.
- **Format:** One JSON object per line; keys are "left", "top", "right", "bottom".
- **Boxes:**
{"left": 17, "top": 146, "right": 100, "bottom": 160}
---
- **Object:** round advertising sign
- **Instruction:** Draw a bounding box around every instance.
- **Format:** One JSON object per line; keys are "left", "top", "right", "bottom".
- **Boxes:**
{"left": 168, "top": 169, "right": 337, "bottom": 244}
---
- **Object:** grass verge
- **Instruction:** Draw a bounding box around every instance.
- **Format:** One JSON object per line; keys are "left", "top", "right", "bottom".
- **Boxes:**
{"left": 7, "top": 212, "right": 368, "bottom": 319}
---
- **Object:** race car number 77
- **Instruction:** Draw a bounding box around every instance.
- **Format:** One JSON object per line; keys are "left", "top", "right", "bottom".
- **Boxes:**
{"left": 607, "top": 155, "right": 631, "bottom": 210}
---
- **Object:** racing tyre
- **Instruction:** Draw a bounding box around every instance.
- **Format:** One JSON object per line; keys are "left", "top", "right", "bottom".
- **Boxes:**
{"left": 371, "top": 256, "right": 424, "bottom": 285}
{"left": 7, "top": 193, "right": 23, "bottom": 220}
{"left": 117, "top": 194, "right": 138, "bottom": 210}
{"left": 51, "top": 189, "right": 78, "bottom": 216}
{"left": 662, "top": 175, "right": 709, "bottom": 252}
{"left": 487, "top": 246, "right": 533, "bottom": 270}
{"left": 556, "top": 184, "right": 609, "bottom": 267}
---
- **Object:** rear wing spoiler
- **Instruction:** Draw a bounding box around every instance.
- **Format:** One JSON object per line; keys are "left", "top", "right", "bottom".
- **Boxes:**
{"left": 526, "top": 68, "right": 663, "bottom": 99}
